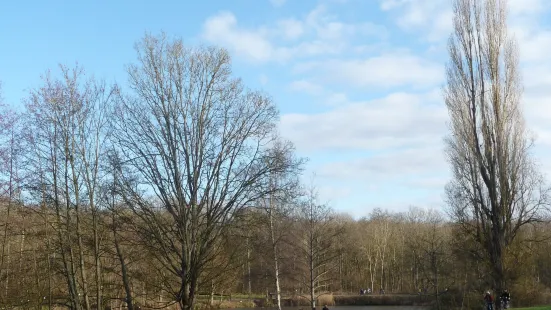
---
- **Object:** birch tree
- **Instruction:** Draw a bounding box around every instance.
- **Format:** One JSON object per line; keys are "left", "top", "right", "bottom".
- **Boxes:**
{"left": 112, "top": 33, "right": 302, "bottom": 310}
{"left": 444, "top": 0, "right": 549, "bottom": 307}
{"left": 256, "top": 140, "right": 303, "bottom": 310}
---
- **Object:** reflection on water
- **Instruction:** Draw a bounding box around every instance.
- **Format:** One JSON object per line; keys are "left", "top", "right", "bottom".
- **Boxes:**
{"left": 233, "top": 307, "right": 430, "bottom": 310}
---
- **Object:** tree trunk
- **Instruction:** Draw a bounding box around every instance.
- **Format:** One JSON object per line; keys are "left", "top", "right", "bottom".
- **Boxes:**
{"left": 247, "top": 239, "right": 251, "bottom": 296}
{"left": 1, "top": 196, "right": 11, "bottom": 301}
{"left": 71, "top": 159, "right": 91, "bottom": 310}
{"left": 62, "top": 134, "right": 81, "bottom": 310}
{"left": 93, "top": 214, "right": 102, "bottom": 310}
{"left": 1, "top": 131, "right": 15, "bottom": 302}
{"left": 47, "top": 236, "right": 52, "bottom": 310}
{"left": 310, "top": 232, "right": 315, "bottom": 310}
{"left": 178, "top": 281, "right": 196, "bottom": 310}
{"left": 491, "top": 230, "right": 506, "bottom": 310}
{"left": 434, "top": 254, "right": 440, "bottom": 310}
{"left": 113, "top": 222, "right": 133, "bottom": 310}
{"left": 4, "top": 242, "right": 8, "bottom": 301}
{"left": 268, "top": 194, "right": 282, "bottom": 310}
{"left": 33, "top": 247, "right": 40, "bottom": 302}
{"left": 18, "top": 231, "right": 24, "bottom": 286}
{"left": 210, "top": 280, "right": 214, "bottom": 306}
{"left": 75, "top": 204, "right": 91, "bottom": 310}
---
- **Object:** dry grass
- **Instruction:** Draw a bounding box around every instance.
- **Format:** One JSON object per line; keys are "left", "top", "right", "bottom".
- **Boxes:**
{"left": 283, "top": 293, "right": 335, "bottom": 307}
{"left": 194, "top": 299, "right": 255, "bottom": 310}
{"left": 317, "top": 293, "right": 335, "bottom": 306}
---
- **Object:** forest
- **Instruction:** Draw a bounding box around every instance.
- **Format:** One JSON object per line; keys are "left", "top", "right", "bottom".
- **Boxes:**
{"left": 1, "top": 0, "right": 551, "bottom": 310}
{"left": 0, "top": 197, "right": 550, "bottom": 310}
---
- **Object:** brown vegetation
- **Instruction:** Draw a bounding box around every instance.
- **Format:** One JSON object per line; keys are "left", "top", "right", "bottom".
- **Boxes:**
{"left": 0, "top": 201, "right": 548, "bottom": 310}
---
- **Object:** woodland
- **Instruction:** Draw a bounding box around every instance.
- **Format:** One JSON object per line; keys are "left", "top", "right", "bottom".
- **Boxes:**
{"left": 0, "top": 0, "right": 551, "bottom": 310}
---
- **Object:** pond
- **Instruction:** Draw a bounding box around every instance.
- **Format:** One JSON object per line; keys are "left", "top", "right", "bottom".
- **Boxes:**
{"left": 233, "top": 307, "right": 430, "bottom": 310}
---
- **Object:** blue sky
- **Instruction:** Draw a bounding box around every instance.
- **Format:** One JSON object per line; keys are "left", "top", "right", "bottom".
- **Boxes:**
{"left": 2, "top": 0, "right": 551, "bottom": 218}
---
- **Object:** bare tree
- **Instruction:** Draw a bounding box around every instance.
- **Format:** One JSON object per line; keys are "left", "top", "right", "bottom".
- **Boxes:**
{"left": 101, "top": 154, "right": 135, "bottom": 310}
{"left": 24, "top": 65, "right": 115, "bottom": 310}
{"left": 256, "top": 140, "right": 303, "bottom": 310}
{"left": 444, "top": 0, "right": 549, "bottom": 307}
{"left": 408, "top": 209, "right": 451, "bottom": 310}
{"left": 370, "top": 209, "right": 391, "bottom": 293}
{"left": 112, "top": 33, "right": 302, "bottom": 310}
{"left": 0, "top": 85, "right": 22, "bottom": 304}
{"left": 25, "top": 67, "right": 84, "bottom": 310}
{"left": 77, "top": 80, "right": 116, "bottom": 310}
{"left": 294, "top": 182, "right": 342, "bottom": 310}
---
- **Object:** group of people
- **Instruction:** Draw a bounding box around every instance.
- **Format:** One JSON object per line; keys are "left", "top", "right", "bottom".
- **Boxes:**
{"left": 307, "top": 306, "right": 329, "bottom": 310}
{"left": 484, "top": 290, "right": 511, "bottom": 310}
{"left": 358, "top": 288, "right": 372, "bottom": 295}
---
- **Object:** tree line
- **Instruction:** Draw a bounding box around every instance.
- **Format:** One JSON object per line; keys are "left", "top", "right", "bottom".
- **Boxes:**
{"left": 0, "top": 0, "right": 550, "bottom": 309}
{"left": 0, "top": 198, "right": 550, "bottom": 310}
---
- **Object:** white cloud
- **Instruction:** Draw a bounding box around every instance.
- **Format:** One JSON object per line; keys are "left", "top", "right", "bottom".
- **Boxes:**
{"left": 517, "top": 31, "right": 551, "bottom": 63}
{"left": 305, "top": 5, "right": 388, "bottom": 40}
{"left": 280, "top": 90, "right": 447, "bottom": 152}
{"left": 318, "top": 145, "right": 447, "bottom": 182}
{"left": 317, "top": 185, "right": 352, "bottom": 201}
{"left": 289, "top": 80, "right": 323, "bottom": 95}
{"left": 270, "top": 0, "right": 287, "bottom": 7}
{"left": 201, "top": 11, "right": 340, "bottom": 63}
{"left": 288, "top": 80, "right": 349, "bottom": 105}
{"left": 508, "top": 0, "right": 551, "bottom": 16}
{"left": 379, "top": 0, "right": 408, "bottom": 11}
{"left": 405, "top": 176, "right": 449, "bottom": 189}
{"left": 378, "top": 0, "right": 453, "bottom": 41}
{"left": 200, "top": 5, "right": 387, "bottom": 63}
{"left": 325, "top": 92, "right": 348, "bottom": 105}
{"left": 295, "top": 53, "right": 444, "bottom": 89}
{"left": 259, "top": 74, "right": 269, "bottom": 85}
{"left": 523, "top": 77, "right": 551, "bottom": 150}
{"left": 379, "top": 0, "right": 551, "bottom": 42}
{"left": 312, "top": 145, "right": 448, "bottom": 217}
{"left": 202, "top": 12, "right": 278, "bottom": 62}
{"left": 277, "top": 19, "right": 304, "bottom": 40}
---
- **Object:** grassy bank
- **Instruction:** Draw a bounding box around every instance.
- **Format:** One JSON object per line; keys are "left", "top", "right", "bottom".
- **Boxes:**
{"left": 191, "top": 293, "right": 551, "bottom": 309}
{"left": 193, "top": 293, "right": 434, "bottom": 308}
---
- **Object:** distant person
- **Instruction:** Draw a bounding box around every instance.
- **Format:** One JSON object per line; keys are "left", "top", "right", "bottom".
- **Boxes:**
{"left": 484, "top": 291, "right": 494, "bottom": 310}
{"left": 500, "top": 290, "right": 511, "bottom": 309}
{"left": 322, "top": 305, "right": 329, "bottom": 310}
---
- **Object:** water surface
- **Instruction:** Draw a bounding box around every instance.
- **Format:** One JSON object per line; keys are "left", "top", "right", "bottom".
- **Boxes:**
{"left": 234, "top": 306, "right": 430, "bottom": 310}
